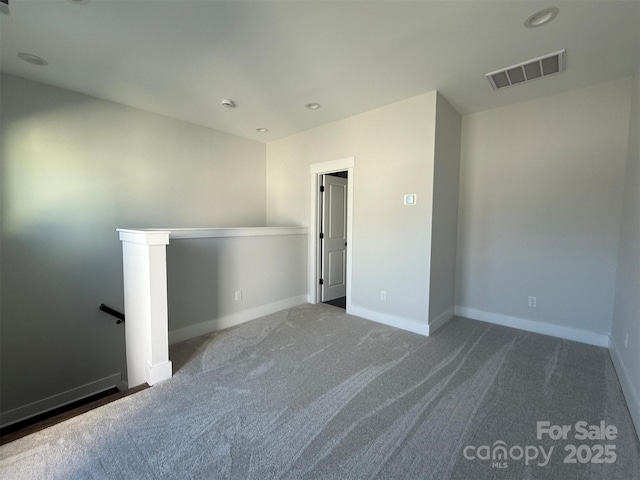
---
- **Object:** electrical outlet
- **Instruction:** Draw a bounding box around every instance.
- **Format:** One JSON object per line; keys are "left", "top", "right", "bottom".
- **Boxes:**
{"left": 380, "top": 290, "right": 387, "bottom": 301}
{"left": 624, "top": 333, "right": 629, "bottom": 349}
{"left": 235, "top": 290, "right": 242, "bottom": 301}
{"left": 528, "top": 296, "right": 537, "bottom": 308}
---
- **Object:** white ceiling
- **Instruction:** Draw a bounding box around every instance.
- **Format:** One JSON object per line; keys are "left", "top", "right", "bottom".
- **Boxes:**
{"left": 1, "top": 0, "right": 639, "bottom": 143}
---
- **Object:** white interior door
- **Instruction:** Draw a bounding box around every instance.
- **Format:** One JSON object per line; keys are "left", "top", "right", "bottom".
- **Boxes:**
{"left": 321, "top": 174, "right": 348, "bottom": 302}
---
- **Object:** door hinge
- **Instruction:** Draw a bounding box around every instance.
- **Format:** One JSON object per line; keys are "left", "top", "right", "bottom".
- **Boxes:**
{"left": 319, "top": 232, "right": 324, "bottom": 239}
{"left": 320, "top": 185, "right": 325, "bottom": 193}
{"left": 319, "top": 278, "right": 324, "bottom": 285}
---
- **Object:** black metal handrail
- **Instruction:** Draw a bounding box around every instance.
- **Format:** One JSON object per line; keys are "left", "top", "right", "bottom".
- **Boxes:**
{"left": 99, "top": 304, "right": 125, "bottom": 324}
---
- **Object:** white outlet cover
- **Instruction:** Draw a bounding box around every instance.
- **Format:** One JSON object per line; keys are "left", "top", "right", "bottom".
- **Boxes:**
{"left": 404, "top": 194, "right": 417, "bottom": 205}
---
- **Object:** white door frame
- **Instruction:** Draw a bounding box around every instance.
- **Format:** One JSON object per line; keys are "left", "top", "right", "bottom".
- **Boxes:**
{"left": 309, "top": 157, "right": 355, "bottom": 310}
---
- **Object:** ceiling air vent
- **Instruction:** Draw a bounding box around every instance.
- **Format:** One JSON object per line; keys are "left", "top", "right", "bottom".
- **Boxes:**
{"left": 486, "top": 50, "right": 565, "bottom": 91}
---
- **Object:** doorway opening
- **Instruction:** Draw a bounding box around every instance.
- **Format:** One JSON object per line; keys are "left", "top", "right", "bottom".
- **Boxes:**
{"left": 308, "top": 157, "right": 354, "bottom": 312}
{"left": 320, "top": 172, "right": 348, "bottom": 309}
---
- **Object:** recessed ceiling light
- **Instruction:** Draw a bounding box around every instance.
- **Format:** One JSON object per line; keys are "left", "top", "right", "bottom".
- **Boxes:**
{"left": 524, "top": 7, "right": 559, "bottom": 28}
{"left": 221, "top": 99, "right": 236, "bottom": 108}
{"left": 305, "top": 103, "right": 321, "bottom": 110}
{"left": 256, "top": 128, "right": 269, "bottom": 133}
{"left": 17, "top": 52, "right": 48, "bottom": 66}
{"left": 67, "top": 0, "right": 90, "bottom": 4}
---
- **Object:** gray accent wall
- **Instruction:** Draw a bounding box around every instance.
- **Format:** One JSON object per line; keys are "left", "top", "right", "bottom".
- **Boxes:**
{"left": 456, "top": 78, "right": 632, "bottom": 335}
{"left": 0, "top": 74, "right": 266, "bottom": 416}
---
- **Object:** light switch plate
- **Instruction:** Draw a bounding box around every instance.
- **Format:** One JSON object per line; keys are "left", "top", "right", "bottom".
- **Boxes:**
{"left": 404, "top": 194, "right": 417, "bottom": 205}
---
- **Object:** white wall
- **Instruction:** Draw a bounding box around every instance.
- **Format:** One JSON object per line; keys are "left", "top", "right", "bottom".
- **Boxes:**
{"left": 429, "top": 94, "right": 461, "bottom": 326}
{"left": 611, "top": 66, "right": 640, "bottom": 432}
{"left": 456, "top": 78, "right": 632, "bottom": 340}
{"left": 0, "top": 74, "right": 266, "bottom": 417}
{"left": 266, "top": 92, "right": 438, "bottom": 326}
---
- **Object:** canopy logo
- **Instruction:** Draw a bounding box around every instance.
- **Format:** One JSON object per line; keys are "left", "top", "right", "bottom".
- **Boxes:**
{"left": 463, "top": 441, "right": 553, "bottom": 469}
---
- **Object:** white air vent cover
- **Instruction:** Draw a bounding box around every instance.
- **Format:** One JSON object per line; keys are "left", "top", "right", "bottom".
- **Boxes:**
{"left": 486, "top": 50, "right": 565, "bottom": 90}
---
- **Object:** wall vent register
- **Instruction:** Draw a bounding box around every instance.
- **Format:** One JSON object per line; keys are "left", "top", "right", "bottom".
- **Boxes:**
{"left": 486, "top": 50, "right": 565, "bottom": 91}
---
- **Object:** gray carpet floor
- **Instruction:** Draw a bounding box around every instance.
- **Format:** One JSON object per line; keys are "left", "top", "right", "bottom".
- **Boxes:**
{"left": 1, "top": 303, "right": 638, "bottom": 479}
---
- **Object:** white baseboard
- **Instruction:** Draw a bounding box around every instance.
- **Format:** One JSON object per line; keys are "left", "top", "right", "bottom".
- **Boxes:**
{"left": 608, "top": 337, "right": 640, "bottom": 438}
{"left": 348, "top": 305, "right": 430, "bottom": 336}
{"left": 429, "top": 308, "right": 454, "bottom": 335}
{"left": 0, "top": 373, "right": 122, "bottom": 428}
{"left": 146, "top": 360, "right": 173, "bottom": 386}
{"left": 454, "top": 306, "right": 610, "bottom": 347}
{"left": 168, "top": 295, "right": 308, "bottom": 344}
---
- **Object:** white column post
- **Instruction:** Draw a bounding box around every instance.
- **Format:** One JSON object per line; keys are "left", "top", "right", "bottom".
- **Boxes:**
{"left": 117, "top": 229, "right": 172, "bottom": 387}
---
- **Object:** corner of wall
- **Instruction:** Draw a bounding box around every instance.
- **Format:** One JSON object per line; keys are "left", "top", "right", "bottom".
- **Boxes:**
{"left": 609, "top": 63, "right": 640, "bottom": 439}
{"left": 428, "top": 93, "right": 462, "bottom": 324}
{"left": 609, "top": 335, "right": 640, "bottom": 437}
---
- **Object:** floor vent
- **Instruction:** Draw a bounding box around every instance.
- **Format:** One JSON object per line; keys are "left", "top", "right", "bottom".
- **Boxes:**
{"left": 486, "top": 50, "right": 565, "bottom": 91}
